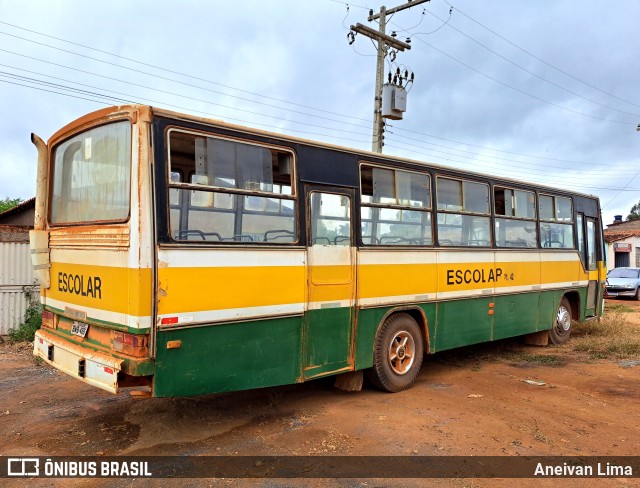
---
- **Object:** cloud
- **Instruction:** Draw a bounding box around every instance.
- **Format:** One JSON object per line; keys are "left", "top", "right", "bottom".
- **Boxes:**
{"left": 0, "top": 0, "right": 638, "bottom": 223}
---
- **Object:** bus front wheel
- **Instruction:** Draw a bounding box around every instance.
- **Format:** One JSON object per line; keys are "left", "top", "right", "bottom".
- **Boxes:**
{"left": 549, "top": 297, "right": 572, "bottom": 345}
{"left": 366, "top": 313, "right": 424, "bottom": 393}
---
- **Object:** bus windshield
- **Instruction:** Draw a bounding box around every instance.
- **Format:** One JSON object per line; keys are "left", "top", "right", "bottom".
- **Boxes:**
{"left": 50, "top": 121, "right": 131, "bottom": 224}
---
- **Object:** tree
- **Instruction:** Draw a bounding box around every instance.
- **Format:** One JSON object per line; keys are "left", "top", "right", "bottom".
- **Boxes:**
{"left": 0, "top": 197, "right": 22, "bottom": 214}
{"left": 628, "top": 200, "right": 640, "bottom": 221}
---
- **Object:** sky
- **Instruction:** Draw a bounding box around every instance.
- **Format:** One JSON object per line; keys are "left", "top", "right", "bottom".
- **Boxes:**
{"left": 0, "top": 0, "right": 639, "bottom": 225}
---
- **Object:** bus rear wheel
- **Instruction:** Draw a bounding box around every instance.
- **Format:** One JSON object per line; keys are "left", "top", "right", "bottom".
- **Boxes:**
{"left": 549, "top": 297, "right": 572, "bottom": 345}
{"left": 366, "top": 313, "right": 424, "bottom": 393}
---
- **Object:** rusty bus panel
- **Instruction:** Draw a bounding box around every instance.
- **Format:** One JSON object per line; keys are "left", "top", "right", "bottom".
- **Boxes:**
{"left": 48, "top": 225, "right": 131, "bottom": 249}
{"left": 34, "top": 329, "right": 123, "bottom": 394}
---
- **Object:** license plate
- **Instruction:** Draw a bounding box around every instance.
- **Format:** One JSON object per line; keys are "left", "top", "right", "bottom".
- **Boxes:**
{"left": 71, "top": 321, "right": 89, "bottom": 338}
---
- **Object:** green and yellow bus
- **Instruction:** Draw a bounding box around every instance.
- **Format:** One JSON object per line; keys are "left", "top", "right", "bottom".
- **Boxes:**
{"left": 31, "top": 105, "right": 605, "bottom": 397}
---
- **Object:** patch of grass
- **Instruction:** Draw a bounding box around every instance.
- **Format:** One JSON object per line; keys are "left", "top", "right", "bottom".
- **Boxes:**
{"left": 533, "top": 430, "right": 553, "bottom": 444}
{"left": 508, "top": 353, "right": 567, "bottom": 367}
{"left": 8, "top": 285, "right": 42, "bottom": 343}
{"left": 605, "top": 303, "right": 634, "bottom": 313}
{"left": 569, "top": 311, "right": 640, "bottom": 360}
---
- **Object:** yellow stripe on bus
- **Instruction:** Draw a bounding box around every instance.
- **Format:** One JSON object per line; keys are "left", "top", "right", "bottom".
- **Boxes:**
{"left": 158, "top": 259, "right": 587, "bottom": 315}
{"left": 46, "top": 256, "right": 589, "bottom": 319}
{"left": 359, "top": 261, "right": 582, "bottom": 299}
{"left": 47, "top": 262, "right": 152, "bottom": 317}
{"left": 158, "top": 266, "right": 306, "bottom": 315}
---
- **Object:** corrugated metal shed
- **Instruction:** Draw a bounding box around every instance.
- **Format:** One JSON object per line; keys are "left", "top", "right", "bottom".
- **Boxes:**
{"left": 0, "top": 237, "right": 36, "bottom": 336}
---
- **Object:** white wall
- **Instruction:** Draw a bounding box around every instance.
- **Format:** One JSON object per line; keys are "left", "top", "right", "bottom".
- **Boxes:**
{"left": 606, "top": 236, "right": 640, "bottom": 269}
{"left": 0, "top": 241, "right": 36, "bottom": 335}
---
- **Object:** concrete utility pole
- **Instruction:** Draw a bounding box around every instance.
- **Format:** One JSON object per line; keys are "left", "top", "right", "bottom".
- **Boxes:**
{"left": 351, "top": 0, "right": 429, "bottom": 153}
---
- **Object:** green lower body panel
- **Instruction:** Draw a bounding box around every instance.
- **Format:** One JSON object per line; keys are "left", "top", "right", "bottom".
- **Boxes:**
{"left": 354, "top": 289, "right": 586, "bottom": 368}
{"left": 354, "top": 307, "right": 387, "bottom": 371}
{"left": 152, "top": 289, "right": 589, "bottom": 397}
{"left": 538, "top": 290, "right": 561, "bottom": 328}
{"left": 492, "top": 293, "right": 540, "bottom": 341}
{"left": 434, "top": 297, "right": 494, "bottom": 351}
{"left": 153, "top": 316, "right": 303, "bottom": 397}
{"left": 303, "top": 307, "right": 353, "bottom": 379}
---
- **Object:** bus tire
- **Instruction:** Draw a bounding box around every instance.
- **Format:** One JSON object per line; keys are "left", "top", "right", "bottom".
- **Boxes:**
{"left": 549, "top": 297, "right": 572, "bottom": 345}
{"left": 366, "top": 313, "right": 424, "bottom": 393}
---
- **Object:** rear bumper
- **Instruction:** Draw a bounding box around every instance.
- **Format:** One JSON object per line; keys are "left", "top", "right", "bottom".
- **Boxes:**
{"left": 33, "top": 329, "right": 123, "bottom": 394}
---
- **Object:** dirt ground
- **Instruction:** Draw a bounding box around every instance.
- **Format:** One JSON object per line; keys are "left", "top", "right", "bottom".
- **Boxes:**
{"left": 1, "top": 300, "right": 639, "bottom": 487}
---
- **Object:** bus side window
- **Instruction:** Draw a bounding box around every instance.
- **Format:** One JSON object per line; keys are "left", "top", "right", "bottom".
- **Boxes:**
{"left": 539, "top": 194, "right": 574, "bottom": 249}
{"left": 436, "top": 177, "right": 491, "bottom": 247}
{"left": 168, "top": 130, "right": 297, "bottom": 243}
{"left": 494, "top": 187, "right": 537, "bottom": 248}
{"left": 360, "top": 164, "right": 432, "bottom": 246}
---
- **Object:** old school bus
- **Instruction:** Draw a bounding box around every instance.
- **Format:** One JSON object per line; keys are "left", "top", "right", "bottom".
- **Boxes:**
{"left": 31, "top": 105, "right": 605, "bottom": 396}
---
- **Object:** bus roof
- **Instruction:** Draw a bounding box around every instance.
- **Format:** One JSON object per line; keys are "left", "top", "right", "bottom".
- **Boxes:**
{"left": 49, "top": 104, "right": 600, "bottom": 202}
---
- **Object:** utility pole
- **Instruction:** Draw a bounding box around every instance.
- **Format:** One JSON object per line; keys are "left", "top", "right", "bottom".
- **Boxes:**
{"left": 351, "top": 0, "right": 429, "bottom": 152}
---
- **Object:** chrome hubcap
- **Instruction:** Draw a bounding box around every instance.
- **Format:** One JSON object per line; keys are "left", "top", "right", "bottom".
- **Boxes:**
{"left": 556, "top": 306, "right": 571, "bottom": 332}
{"left": 388, "top": 331, "right": 415, "bottom": 375}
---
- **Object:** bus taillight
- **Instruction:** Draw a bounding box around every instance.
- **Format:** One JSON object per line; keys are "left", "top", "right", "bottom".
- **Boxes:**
{"left": 42, "top": 310, "right": 55, "bottom": 329}
{"left": 112, "top": 331, "right": 149, "bottom": 357}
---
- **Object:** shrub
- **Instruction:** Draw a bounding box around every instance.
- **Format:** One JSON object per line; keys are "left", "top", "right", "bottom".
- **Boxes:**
{"left": 8, "top": 284, "right": 42, "bottom": 343}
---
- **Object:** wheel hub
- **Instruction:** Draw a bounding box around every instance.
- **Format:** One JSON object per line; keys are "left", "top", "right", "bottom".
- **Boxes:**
{"left": 557, "top": 306, "right": 571, "bottom": 332}
{"left": 388, "top": 331, "right": 415, "bottom": 376}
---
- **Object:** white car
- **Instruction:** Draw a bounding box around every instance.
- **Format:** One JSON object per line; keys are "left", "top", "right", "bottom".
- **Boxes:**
{"left": 605, "top": 267, "right": 640, "bottom": 300}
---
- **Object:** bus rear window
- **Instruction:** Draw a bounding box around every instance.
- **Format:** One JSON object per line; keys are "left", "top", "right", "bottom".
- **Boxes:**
{"left": 50, "top": 121, "right": 131, "bottom": 224}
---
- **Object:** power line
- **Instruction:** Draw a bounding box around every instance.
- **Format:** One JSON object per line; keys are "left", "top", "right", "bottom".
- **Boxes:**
{"left": 0, "top": 78, "right": 112, "bottom": 106}
{"left": 439, "top": 0, "right": 640, "bottom": 112}
{"left": 3, "top": 49, "right": 635, "bottom": 183}
{"left": 395, "top": 24, "right": 636, "bottom": 126}
{"left": 3, "top": 74, "right": 638, "bottom": 195}
{"left": 0, "top": 63, "right": 374, "bottom": 140}
{"left": 8, "top": 45, "right": 627, "bottom": 175}
{"left": 0, "top": 34, "right": 373, "bottom": 130}
{"left": 384, "top": 143, "right": 640, "bottom": 193}
{"left": 392, "top": 126, "right": 594, "bottom": 166}
{"left": 0, "top": 72, "right": 372, "bottom": 146}
{"left": 385, "top": 133, "right": 639, "bottom": 176}
{"left": 1, "top": 19, "right": 628, "bottom": 169}
{"left": 0, "top": 20, "right": 372, "bottom": 124}
{"left": 419, "top": 8, "right": 640, "bottom": 119}
{"left": 2, "top": 14, "right": 637, "bottom": 187}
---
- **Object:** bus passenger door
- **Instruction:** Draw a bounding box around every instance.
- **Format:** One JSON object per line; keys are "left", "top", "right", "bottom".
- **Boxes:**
{"left": 585, "top": 217, "right": 599, "bottom": 316}
{"left": 304, "top": 188, "right": 356, "bottom": 379}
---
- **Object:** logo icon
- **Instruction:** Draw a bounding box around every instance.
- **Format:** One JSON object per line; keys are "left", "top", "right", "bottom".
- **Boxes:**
{"left": 7, "top": 458, "right": 39, "bottom": 476}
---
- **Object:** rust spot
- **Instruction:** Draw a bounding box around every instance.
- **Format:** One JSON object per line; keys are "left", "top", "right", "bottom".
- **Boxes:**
{"left": 130, "top": 389, "right": 152, "bottom": 399}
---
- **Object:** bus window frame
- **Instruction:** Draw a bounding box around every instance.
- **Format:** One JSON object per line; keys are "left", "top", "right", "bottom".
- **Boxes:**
{"left": 165, "top": 127, "right": 300, "bottom": 245}
{"left": 358, "top": 161, "right": 433, "bottom": 247}
{"left": 48, "top": 119, "right": 133, "bottom": 227}
{"left": 493, "top": 185, "right": 538, "bottom": 249}
{"left": 537, "top": 192, "right": 575, "bottom": 249}
{"left": 435, "top": 175, "right": 492, "bottom": 247}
